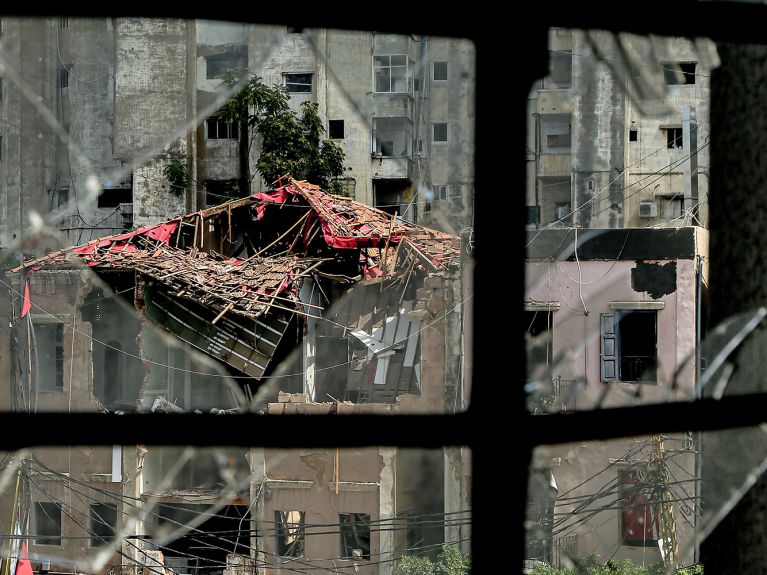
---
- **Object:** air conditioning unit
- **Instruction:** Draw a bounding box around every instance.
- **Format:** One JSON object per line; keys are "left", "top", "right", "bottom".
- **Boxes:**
{"left": 639, "top": 200, "right": 658, "bottom": 218}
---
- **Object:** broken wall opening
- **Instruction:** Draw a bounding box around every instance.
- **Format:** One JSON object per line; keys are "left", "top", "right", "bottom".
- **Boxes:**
{"left": 374, "top": 179, "right": 413, "bottom": 218}
{"left": 396, "top": 449, "right": 445, "bottom": 560}
{"left": 81, "top": 273, "right": 143, "bottom": 411}
{"left": 155, "top": 503, "right": 250, "bottom": 575}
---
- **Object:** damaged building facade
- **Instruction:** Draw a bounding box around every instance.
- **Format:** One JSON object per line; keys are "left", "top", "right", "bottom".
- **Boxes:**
{"left": 523, "top": 227, "right": 707, "bottom": 566}
{"left": 0, "top": 17, "right": 474, "bottom": 252}
{"left": 1, "top": 179, "right": 471, "bottom": 575}
{"left": 526, "top": 29, "right": 711, "bottom": 229}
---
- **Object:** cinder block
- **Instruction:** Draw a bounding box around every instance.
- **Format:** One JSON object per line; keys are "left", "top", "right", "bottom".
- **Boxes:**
{"left": 277, "top": 391, "right": 291, "bottom": 403}
{"left": 267, "top": 403, "right": 284, "bottom": 415}
{"left": 289, "top": 393, "right": 309, "bottom": 403}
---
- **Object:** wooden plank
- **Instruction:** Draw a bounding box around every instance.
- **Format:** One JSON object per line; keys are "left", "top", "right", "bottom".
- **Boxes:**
{"left": 211, "top": 302, "right": 235, "bottom": 325}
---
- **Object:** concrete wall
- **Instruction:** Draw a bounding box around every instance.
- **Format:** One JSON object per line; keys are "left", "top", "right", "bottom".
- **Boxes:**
{"left": 114, "top": 18, "right": 194, "bottom": 226}
{"left": 0, "top": 269, "right": 124, "bottom": 567}
{"left": 571, "top": 30, "right": 626, "bottom": 229}
{"left": 324, "top": 29, "right": 375, "bottom": 206}
{"left": 246, "top": 28, "right": 475, "bottom": 233}
{"left": 535, "top": 438, "right": 695, "bottom": 565}
{"left": 526, "top": 29, "right": 710, "bottom": 230}
{"left": 525, "top": 257, "right": 698, "bottom": 408}
{"left": 258, "top": 447, "right": 383, "bottom": 575}
{"left": 421, "top": 37, "right": 475, "bottom": 234}
{"left": 1, "top": 18, "right": 58, "bottom": 250}
{"left": 196, "top": 20, "right": 249, "bottom": 192}
{"left": 622, "top": 37, "right": 710, "bottom": 229}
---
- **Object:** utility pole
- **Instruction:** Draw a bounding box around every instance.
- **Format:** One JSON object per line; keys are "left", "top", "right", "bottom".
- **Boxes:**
{"left": 650, "top": 434, "right": 680, "bottom": 570}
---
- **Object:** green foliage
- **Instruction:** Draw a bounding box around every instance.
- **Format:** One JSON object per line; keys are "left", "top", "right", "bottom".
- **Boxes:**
{"left": 526, "top": 555, "right": 702, "bottom": 575}
{"left": 396, "top": 545, "right": 470, "bottom": 575}
{"left": 162, "top": 159, "right": 187, "bottom": 195}
{"left": 218, "top": 73, "right": 346, "bottom": 194}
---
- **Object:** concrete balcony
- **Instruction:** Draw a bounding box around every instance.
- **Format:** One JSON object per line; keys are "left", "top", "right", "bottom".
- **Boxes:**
{"left": 371, "top": 156, "right": 414, "bottom": 180}
{"left": 536, "top": 90, "right": 571, "bottom": 114}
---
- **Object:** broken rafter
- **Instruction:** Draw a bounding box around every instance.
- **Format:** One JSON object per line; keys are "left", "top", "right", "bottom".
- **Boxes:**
{"left": 250, "top": 210, "right": 312, "bottom": 260}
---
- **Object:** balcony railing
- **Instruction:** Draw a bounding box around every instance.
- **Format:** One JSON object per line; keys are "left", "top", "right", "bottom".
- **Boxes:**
{"left": 527, "top": 376, "right": 579, "bottom": 413}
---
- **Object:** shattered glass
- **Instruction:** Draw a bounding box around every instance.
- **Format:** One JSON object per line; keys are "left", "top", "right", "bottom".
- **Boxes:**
{"left": 0, "top": 447, "right": 471, "bottom": 574}
{"left": 0, "top": 16, "right": 474, "bottom": 575}
{"left": 523, "top": 25, "right": 767, "bottom": 574}
{"left": 525, "top": 29, "right": 717, "bottom": 414}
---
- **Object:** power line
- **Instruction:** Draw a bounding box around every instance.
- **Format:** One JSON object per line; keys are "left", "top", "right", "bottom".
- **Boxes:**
{"left": 527, "top": 126, "right": 707, "bottom": 245}
{"left": 0, "top": 274, "right": 470, "bottom": 384}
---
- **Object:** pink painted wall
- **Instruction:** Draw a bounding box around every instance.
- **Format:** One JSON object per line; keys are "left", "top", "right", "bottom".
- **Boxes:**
{"left": 525, "top": 257, "right": 698, "bottom": 409}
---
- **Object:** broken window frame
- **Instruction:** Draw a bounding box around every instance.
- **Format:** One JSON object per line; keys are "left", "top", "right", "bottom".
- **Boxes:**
{"left": 205, "top": 117, "right": 240, "bottom": 141}
{"left": 372, "top": 117, "right": 413, "bottom": 157}
{"left": 284, "top": 72, "right": 313, "bottom": 93}
{"left": 432, "top": 60, "right": 448, "bottom": 81}
{"left": 274, "top": 510, "right": 306, "bottom": 558}
{"left": 89, "top": 502, "right": 118, "bottom": 547}
{"left": 663, "top": 126, "right": 683, "bottom": 149}
{"left": 12, "top": 9, "right": 766, "bottom": 575}
{"left": 32, "top": 319, "right": 65, "bottom": 392}
{"left": 205, "top": 51, "right": 247, "bottom": 80}
{"left": 600, "top": 310, "right": 658, "bottom": 384}
{"left": 338, "top": 513, "right": 371, "bottom": 561}
{"left": 373, "top": 54, "right": 414, "bottom": 94}
{"left": 34, "top": 501, "right": 62, "bottom": 546}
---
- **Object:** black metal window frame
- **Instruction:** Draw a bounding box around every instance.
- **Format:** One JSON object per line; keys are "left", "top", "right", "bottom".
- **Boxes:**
{"left": 3, "top": 6, "right": 767, "bottom": 574}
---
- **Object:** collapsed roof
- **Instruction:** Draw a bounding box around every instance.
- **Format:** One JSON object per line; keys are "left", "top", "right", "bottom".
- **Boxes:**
{"left": 14, "top": 178, "right": 461, "bottom": 380}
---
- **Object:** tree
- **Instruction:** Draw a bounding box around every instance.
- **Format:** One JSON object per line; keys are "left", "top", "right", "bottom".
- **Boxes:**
{"left": 396, "top": 544, "right": 471, "bottom": 575}
{"left": 218, "top": 72, "right": 346, "bottom": 196}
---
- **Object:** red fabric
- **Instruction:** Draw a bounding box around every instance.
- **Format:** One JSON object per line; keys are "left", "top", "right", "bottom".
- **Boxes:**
{"left": 144, "top": 222, "right": 178, "bottom": 242}
{"left": 254, "top": 188, "right": 293, "bottom": 220}
{"left": 21, "top": 280, "right": 32, "bottom": 318}
{"left": 72, "top": 222, "right": 178, "bottom": 259}
{"left": 254, "top": 187, "right": 292, "bottom": 205}
{"left": 16, "top": 542, "right": 33, "bottom": 575}
{"left": 320, "top": 221, "right": 367, "bottom": 249}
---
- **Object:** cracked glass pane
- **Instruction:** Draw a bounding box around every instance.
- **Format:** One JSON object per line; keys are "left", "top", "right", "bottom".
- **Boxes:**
{"left": 0, "top": 18, "right": 474, "bottom": 415}
{"left": 0, "top": 14, "right": 475, "bottom": 575}
{"left": 0, "top": 447, "right": 471, "bottom": 574}
{"left": 526, "top": 426, "right": 767, "bottom": 573}
{"left": 525, "top": 29, "right": 718, "bottom": 414}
